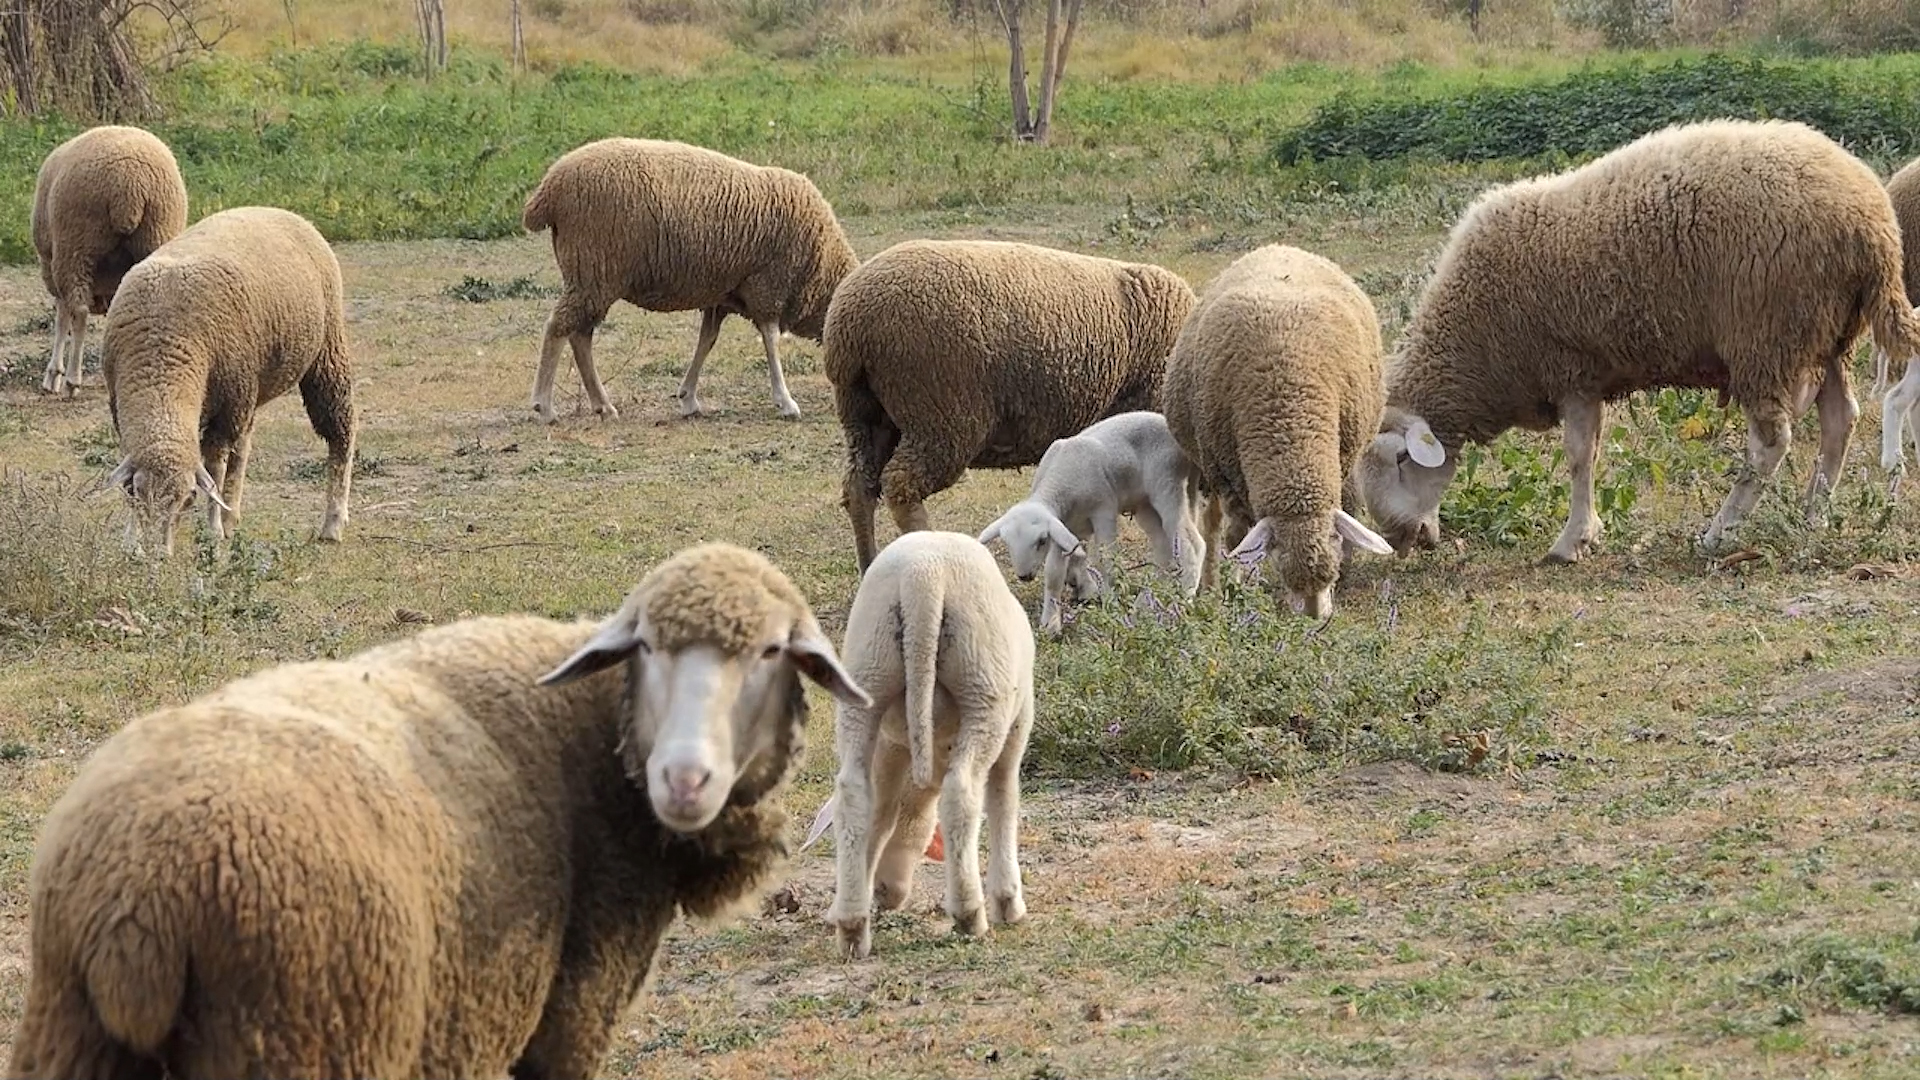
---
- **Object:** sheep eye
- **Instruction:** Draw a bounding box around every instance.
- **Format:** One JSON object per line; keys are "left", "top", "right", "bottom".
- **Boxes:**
{"left": 761, "top": 643, "right": 782, "bottom": 659}
{"left": 1395, "top": 450, "right": 1411, "bottom": 465}
{"left": 635, "top": 639, "right": 653, "bottom": 656}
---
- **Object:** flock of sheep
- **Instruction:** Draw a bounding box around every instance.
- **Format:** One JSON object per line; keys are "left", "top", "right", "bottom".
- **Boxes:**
{"left": 8, "top": 114, "right": 1920, "bottom": 1078}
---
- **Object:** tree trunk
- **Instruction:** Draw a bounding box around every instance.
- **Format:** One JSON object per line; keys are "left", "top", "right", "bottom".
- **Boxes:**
{"left": 993, "top": 0, "right": 1033, "bottom": 140}
{"left": 510, "top": 0, "right": 525, "bottom": 73}
{"left": 1032, "top": 0, "right": 1082, "bottom": 144}
{"left": 416, "top": 0, "right": 447, "bottom": 75}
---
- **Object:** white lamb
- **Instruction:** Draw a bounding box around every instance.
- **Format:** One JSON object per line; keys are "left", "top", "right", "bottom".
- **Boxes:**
{"left": 977, "top": 410, "right": 1205, "bottom": 635}
{"left": 826, "top": 530, "right": 1036, "bottom": 960}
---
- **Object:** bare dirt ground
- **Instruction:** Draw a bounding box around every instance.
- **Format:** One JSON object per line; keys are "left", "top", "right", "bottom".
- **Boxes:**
{"left": 2, "top": 209, "right": 1918, "bottom": 1077}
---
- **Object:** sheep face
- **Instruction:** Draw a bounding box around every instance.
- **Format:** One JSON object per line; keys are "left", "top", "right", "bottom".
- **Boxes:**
{"left": 1356, "top": 409, "right": 1453, "bottom": 554}
{"left": 539, "top": 546, "right": 871, "bottom": 833}
{"left": 103, "top": 453, "right": 228, "bottom": 557}
{"left": 979, "top": 504, "right": 1083, "bottom": 583}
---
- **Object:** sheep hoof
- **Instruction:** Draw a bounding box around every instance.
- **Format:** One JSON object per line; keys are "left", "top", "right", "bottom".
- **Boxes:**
{"left": 776, "top": 402, "right": 802, "bottom": 421}
{"left": 951, "top": 906, "right": 988, "bottom": 937}
{"left": 1540, "top": 546, "right": 1581, "bottom": 566}
{"left": 595, "top": 403, "right": 620, "bottom": 421}
{"left": 834, "top": 917, "right": 872, "bottom": 960}
{"left": 677, "top": 396, "right": 704, "bottom": 418}
{"left": 990, "top": 892, "right": 1026, "bottom": 926}
{"left": 531, "top": 404, "right": 558, "bottom": 425}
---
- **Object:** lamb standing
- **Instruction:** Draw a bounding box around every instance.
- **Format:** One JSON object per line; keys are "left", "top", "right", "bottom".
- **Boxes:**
{"left": 1355, "top": 119, "right": 1920, "bottom": 562}
{"left": 1875, "top": 154, "right": 1920, "bottom": 474}
{"left": 30, "top": 125, "right": 188, "bottom": 397}
{"left": 1161, "top": 244, "right": 1394, "bottom": 617}
{"left": 7, "top": 543, "right": 871, "bottom": 1080}
{"left": 826, "top": 530, "right": 1035, "bottom": 960}
{"left": 826, "top": 239, "right": 1197, "bottom": 572}
{"left": 977, "top": 410, "right": 1206, "bottom": 634}
{"left": 522, "top": 137, "right": 860, "bottom": 421}
{"left": 100, "top": 206, "right": 355, "bottom": 556}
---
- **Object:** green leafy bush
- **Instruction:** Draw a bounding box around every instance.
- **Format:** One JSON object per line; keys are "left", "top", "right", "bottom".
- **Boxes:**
{"left": 1028, "top": 565, "right": 1569, "bottom": 778}
{"left": 1273, "top": 53, "right": 1920, "bottom": 166}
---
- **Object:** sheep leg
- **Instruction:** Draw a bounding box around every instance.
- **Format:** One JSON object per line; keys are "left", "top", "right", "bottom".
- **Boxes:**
{"left": 39, "top": 302, "right": 67, "bottom": 394}
{"left": 1151, "top": 484, "right": 1205, "bottom": 597}
{"left": 675, "top": 307, "right": 724, "bottom": 418}
{"left": 513, "top": 906, "right": 672, "bottom": 1079}
{"left": 1543, "top": 396, "right": 1603, "bottom": 565}
{"left": 756, "top": 319, "right": 802, "bottom": 420}
{"left": 1197, "top": 493, "right": 1224, "bottom": 591}
{"left": 1882, "top": 357, "right": 1920, "bottom": 475}
{"left": 1086, "top": 508, "right": 1120, "bottom": 594}
{"left": 984, "top": 691, "right": 1033, "bottom": 928}
{"left": 63, "top": 305, "right": 89, "bottom": 392}
{"left": 222, "top": 432, "right": 253, "bottom": 537}
{"left": 843, "top": 469, "right": 882, "bottom": 573}
{"left": 874, "top": 781, "right": 938, "bottom": 913}
{"left": 202, "top": 441, "right": 232, "bottom": 540}
{"left": 828, "top": 709, "right": 891, "bottom": 961}
{"left": 1702, "top": 405, "right": 1792, "bottom": 551}
{"left": 567, "top": 332, "right": 619, "bottom": 420}
{"left": 880, "top": 427, "right": 979, "bottom": 544}
{"left": 300, "top": 347, "right": 357, "bottom": 543}
{"left": 1039, "top": 546, "right": 1071, "bottom": 636}
{"left": 938, "top": 729, "right": 993, "bottom": 938}
{"left": 1805, "top": 357, "right": 1857, "bottom": 520}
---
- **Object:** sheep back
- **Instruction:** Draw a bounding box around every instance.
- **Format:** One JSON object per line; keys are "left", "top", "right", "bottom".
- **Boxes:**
{"left": 103, "top": 206, "right": 347, "bottom": 463}
{"left": 1163, "top": 244, "right": 1383, "bottom": 593}
{"left": 1388, "top": 118, "right": 1917, "bottom": 451}
{"left": 522, "top": 137, "right": 857, "bottom": 339}
{"left": 825, "top": 239, "right": 1196, "bottom": 478}
{"left": 7, "top": 614, "right": 792, "bottom": 1079}
{"left": 31, "top": 125, "right": 187, "bottom": 313}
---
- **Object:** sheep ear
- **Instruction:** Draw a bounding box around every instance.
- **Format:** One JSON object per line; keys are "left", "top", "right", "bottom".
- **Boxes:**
{"left": 788, "top": 618, "right": 871, "bottom": 708}
{"left": 1229, "top": 517, "right": 1272, "bottom": 559}
{"left": 977, "top": 515, "right": 1005, "bottom": 547}
{"left": 194, "top": 463, "right": 232, "bottom": 512}
{"left": 1046, "top": 518, "right": 1082, "bottom": 554}
{"left": 1404, "top": 418, "right": 1446, "bottom": 468}
{"left": 96, "top": 456, "right": 136, "bottom": 498}
{"left": 1333, "top": 509, "right": 1394, "bottom": 555}
{"left": 538, "top": 609, "right": 643, "bottom": 687}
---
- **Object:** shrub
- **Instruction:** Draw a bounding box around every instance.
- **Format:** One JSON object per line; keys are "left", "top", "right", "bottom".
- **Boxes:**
{"left": 1027, "top": 564, "right": 1570, "bottom": 778}
{"left": 1273, "top": 53, "right": 1920, "bottom": 166}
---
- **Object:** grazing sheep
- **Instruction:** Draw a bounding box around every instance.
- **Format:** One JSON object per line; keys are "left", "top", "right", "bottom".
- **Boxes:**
{"left": 100, "top": 206, "right": 356, "bottom": 556}
{"left": 6, "top": 542, "right": 870, "bottom": 1080}
{"left": 826, "top": 530, "right": 1035, "bottom": 960}
{"left": 977, "top": 410, "right": 1205, "bottom": 634}
{"left": 1876, "top": 155, "right": 1920, "bottom": 472}
{"left": 31, "top": 125, "right": 187, "bottom": 397}
{"left": 1355, "top": 119, "right": 1920, "bottom": 562}
{"left": 522, "top": 137, "right": 860, "bottom": 422}
{"left": 827, "top": 239, "right": 1197, "bottom": 572}
{"left": 1162, "top": 244, "right": 1394, "bottom": 617}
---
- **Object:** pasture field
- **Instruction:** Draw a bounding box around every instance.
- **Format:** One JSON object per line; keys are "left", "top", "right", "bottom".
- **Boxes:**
{"left": 5, "top": 42, "right": 1920, "bottom": 1080}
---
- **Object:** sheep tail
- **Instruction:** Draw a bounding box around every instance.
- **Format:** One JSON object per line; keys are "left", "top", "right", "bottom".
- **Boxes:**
{"left": 898, "top": 569, "right": 944, "bottom": 792}
{"left": 521, "top": 179, "right": 555, "bottom": 234}
{"left": 10, "top": 905, "right": 187, "bottom": 1076}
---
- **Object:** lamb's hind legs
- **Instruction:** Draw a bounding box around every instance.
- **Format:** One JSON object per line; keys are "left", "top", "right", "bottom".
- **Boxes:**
{"left": 984, "top": 694, "right": 1032, "bottom": 928}
{"left": 827, "top": 710, "right": 891, "bottom": 961}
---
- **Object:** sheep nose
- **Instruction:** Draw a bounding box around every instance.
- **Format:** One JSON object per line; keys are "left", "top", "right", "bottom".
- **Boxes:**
{"left": 664, "top": 765, "right": 713, "bottom": 805}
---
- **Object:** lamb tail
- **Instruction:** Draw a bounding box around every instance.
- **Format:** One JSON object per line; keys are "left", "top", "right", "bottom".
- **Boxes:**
{"left": 521, "top": 179, "right": 554, "bottom": 234}
{"left": 899, "top": 572, "right": 944, "bottom": 791}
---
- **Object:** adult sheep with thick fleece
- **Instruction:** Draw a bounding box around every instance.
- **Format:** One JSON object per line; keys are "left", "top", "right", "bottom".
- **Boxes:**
{"left": 1161, "top": 243, "right": 1395, "bottom": 617}
{"left": 827, "top": 238, "right": 1197, "bottom": 572}
{"left": 6, "top": 543, "right": 871, "bottom": 1080}
{"left": 1874, "top": 154, "right": 1920, "bottom": 474}
{"left": 100, "top": 206, "right": 356, "bottom": 557}
{"left": 1357, "top": 119, "right": 1920, "bottom": 563}
{"left": 31, "top": 124, "right": 187, "bottom": 396}
{"left": 978, "top": 410, "right": 1206, "bottom": 634}
{"left": 826, "top": 530, "right": 1035, "bottom": 960}
{"left": 523, "top": 137, "right": 860, "bottom": 421}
